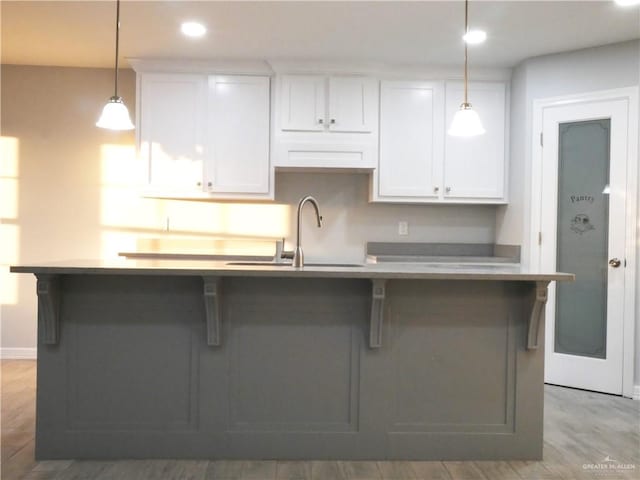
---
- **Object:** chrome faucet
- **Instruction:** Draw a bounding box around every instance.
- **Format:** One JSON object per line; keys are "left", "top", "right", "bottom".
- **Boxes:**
{"left": 281, "top": 195, "right": 323, "bottom": 268}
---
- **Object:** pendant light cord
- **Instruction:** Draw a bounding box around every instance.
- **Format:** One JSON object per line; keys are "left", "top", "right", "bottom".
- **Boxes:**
{"left": 113, "top": 0, "right": 121, "bottom": 98}
{"left": 463, "top": 0, "right": 469, "bottom": 105}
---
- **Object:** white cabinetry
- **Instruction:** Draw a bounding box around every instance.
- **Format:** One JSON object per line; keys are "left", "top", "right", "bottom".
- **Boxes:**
{"left": 443, "top": 81, "right": 507, "bottom": 201}
{"left": 374, "top": 81, "right": 444, "bottom": 200}
{"left": 137, "top": 72, "right": 272, "bottom": 199}
{"left": 280, "top": 75, "right": 326, "bottom": 132}
{"left": 139, "top": 74, "right": 207, "bottom": 195}
{"left": 373, "top": 80, "right": 508, "bottom": 204}
{"left": 327, "top": 76, "right": 377, "bottom": 133}
{"left": 206, "top": 75, "right": 270, "bottom": 195}
{"left": 275, "top": 74, "right": 378, "bottom": 169}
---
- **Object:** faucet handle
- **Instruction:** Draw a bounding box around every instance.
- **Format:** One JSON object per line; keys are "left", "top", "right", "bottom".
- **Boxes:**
{"left": 276, "top": 237, "right": 294, "bottom": 262}
{"left": 274, "top": 238, "right": 284, "bottom": 259}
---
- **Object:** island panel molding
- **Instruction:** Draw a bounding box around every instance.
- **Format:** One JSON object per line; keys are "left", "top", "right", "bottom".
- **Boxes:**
{"left": 223, "top": 277, "right": 364, "bottom": 434}
{"left": 202, "top": 276, "right": 222, "bottom": 346}
{"left": 12, "top": 262, "right": 571, "bottom": 460}
{"left": 33, "top": 275, "right": 204, "bottom": 460}
{"left": 385, "top": 280, "right": 517, "bottom": 434}
{"left": 36, "top": 274, "right": 61, "bottom": 345}
{"left": 369, "top": 279, "right": 386, "bottom": 348}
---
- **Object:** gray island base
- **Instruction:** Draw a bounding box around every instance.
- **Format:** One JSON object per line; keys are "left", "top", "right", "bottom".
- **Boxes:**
{"left": 11, "top": 261, "right": 573, "bottom": 461}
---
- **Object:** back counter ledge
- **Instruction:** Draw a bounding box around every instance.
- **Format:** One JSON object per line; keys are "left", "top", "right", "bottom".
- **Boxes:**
{"left": 10, "top": 259, "right": 573, "bottom": 461}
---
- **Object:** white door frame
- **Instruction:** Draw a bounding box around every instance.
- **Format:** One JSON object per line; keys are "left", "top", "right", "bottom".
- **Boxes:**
{"left": 530, "top": 87, "right": 638, "bottom": 398}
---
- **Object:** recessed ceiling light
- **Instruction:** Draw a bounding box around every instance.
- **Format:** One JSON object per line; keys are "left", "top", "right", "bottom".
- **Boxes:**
{"left": 181, "top": 21, "right": 207, "bottom": 38}
{"left": 614, "top": 0, "right": 640, "bottom": 6}
{"left": 463, "top": 30, "right": 487, "bottom": 45}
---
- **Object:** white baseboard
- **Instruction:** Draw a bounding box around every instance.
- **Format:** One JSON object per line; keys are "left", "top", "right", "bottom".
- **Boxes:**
{"left": 1, "top": 348, "right": 37, "bottom": 359}
{"left": 633, "top": 385, "right": 640, "bottom": 401}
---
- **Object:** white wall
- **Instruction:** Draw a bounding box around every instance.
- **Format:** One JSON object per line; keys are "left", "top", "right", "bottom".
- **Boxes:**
{"left": 275, "top": 172, "right": 495, "bottom": 264}
{"left": 495, "top": 40, "right": 640, "bottom": 388}
{"left": 0, "top": 64, "right": 496, "bottom": 355}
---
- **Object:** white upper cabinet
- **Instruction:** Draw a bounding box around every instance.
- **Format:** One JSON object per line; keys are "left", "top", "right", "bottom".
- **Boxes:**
{"left": 274, "top": 74, "right": 379, "bottom": 169}
{"left": 136, "top": 62, "right": 507, "bottom": 204}
{"left": 443, "top": 81, "right": 507, "bottom": 201}
{"left": 375, "top": 81, "right": 444, "bottom": 200}
{"left": 206, "top": 75, "right": 270, "bottom": 195}
{"left": 279, "top": 75, "right": 377, "bottom": 134}
{"left": 371, "top": 81, "right": 507, "bottom": 204}
{"left": 372, "top": 79, "right": 508, "bottom": 204}
{"left": 139, "top": 73, "right": 207, "bottom": 194}
{"left": 136, "top": 70, "right": 272, "bottom": 199}
{"left": 327, "top": 76, "right": 377, "bottom": 133}
{"left": 280, "top": 75, "right": 326, "bottom": 132}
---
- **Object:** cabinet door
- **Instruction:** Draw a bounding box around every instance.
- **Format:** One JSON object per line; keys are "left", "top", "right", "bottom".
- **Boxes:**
{"left": 378, "top": 81, "right": 444, "bottom": 198}
{"left": 139, "top": 74, "right": 206, "bottom": 192}
{"left": 444, "top": 82, "right": 506, "bottom": 200}
{"left": 328, "top": 76, "right": 378, "bottom": 133}
{"left": 280, "top": 75, "right": 326, "bottom": 132}
{"left": 206, "top": 75, "right": 270, "bottom": 194}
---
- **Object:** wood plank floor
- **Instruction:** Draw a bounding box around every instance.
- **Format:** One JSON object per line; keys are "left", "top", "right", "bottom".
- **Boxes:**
{"left": 1, "top": 360, "right": 638, "bottom": 479}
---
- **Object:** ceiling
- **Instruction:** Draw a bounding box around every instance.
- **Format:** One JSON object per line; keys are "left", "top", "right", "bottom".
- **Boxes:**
{"left": 2, "top": 1, "right": 639, "bottom": 69}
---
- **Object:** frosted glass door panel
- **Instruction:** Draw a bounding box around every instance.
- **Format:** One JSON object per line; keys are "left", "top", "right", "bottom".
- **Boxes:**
{"left": 555, "top": 119, "right": 610, "bottom": 359}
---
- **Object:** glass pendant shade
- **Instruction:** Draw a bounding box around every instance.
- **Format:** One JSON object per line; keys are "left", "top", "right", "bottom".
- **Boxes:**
{"left": 448, "top": 0, "right": 484, "bottom": 137}
{"left": 96, "top": 96, "right": 135, "bottom": 130}
{"left": 97, "top": 0, "right": 134, "bottom": 131}
{"left": 448, "top": 103, "right": 486, "bottom": 137}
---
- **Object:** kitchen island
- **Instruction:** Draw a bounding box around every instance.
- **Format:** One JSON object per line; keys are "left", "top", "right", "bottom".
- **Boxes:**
{"left": 11, "top": 260, "right": 572, "bottom": 461}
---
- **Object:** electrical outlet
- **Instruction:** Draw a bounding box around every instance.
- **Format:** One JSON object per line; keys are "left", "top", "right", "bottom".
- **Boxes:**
{"left": 398, "top": 221, "right": 409, "bottom": 236}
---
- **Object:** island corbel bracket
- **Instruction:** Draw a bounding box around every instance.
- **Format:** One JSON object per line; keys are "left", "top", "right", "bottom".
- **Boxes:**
{"left": 370, "top": 279, "right": 387, "bottom": 348}
{"left": 36, "top": 274, "right": 61, "bottom": 345}
{"left": 202, "top": 276, "right": 222, "bottom": 346}
{"left": 527, "top": 281, "right": 549, "bottom": 350}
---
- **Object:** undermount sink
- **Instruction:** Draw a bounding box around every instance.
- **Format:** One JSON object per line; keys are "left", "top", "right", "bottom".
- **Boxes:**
{"left": 226, "top": 261, "right": 362, "bottom": 268}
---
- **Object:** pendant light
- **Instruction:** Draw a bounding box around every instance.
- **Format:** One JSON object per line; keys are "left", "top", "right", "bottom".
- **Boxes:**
{"left": 448, "top": 0, "right": 485, "bottom": 137}
{"left": 96, "top": 0, "right": 134, "bottom": 130}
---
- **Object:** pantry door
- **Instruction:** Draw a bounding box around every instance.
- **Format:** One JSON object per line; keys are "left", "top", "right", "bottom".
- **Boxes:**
{"left": 537, "top": 96, "right": 634, "bottom": 395}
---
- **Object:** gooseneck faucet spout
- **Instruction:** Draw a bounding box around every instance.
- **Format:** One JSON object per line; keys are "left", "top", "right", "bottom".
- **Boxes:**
{"left": 281, "top": 195, "right": 323, "bottom": 268}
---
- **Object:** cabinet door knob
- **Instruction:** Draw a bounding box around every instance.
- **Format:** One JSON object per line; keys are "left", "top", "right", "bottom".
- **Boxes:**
{"left": 609, "top": 258, "right": 622, "bottom": 268}
{"left": 207, "top": 181, "right": 212, "bottom": 187}
{"left": 318, "top": 118, "right": 324, "bottom": 124}
{"left": 445, "top": 187, "right": 451, "bottom": 194}
{"left": 196, "top": 181, "right": 202, "bottom": 187}
{"left": 330, "top": 119, "right": 336, "bottom": 124}
{"left": 434, "top": 186, "right": 439, "bottom": 193}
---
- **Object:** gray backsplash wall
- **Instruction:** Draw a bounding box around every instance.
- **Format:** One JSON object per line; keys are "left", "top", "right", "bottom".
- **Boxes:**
{"left": 274, "top": 172, "right": 497, "bottom": 263}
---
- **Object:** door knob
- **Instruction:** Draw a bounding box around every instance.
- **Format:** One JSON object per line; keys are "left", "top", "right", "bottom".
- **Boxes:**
{"left": 609, "top": 258, "right": 621, "bottom": 268}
